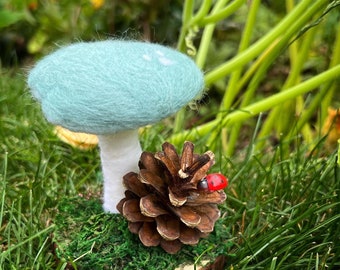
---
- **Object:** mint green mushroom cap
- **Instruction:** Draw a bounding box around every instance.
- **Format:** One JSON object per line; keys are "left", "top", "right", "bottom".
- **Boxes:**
{"left": 27, "top": 40, "right": 204, "bottom": 135}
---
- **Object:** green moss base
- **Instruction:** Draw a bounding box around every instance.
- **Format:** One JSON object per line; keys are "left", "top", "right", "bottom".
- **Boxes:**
{"left": 54, "top": 197, "right": 231, "bottom": 269}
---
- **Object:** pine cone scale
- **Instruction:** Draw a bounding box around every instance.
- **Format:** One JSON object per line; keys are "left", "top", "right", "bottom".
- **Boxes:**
{"left": 179, "top": 225, "right": 200, "bottom": 245}
{"left": 140, "top": 194, "right": 169, "bottom": 217}
{"left": 180, "top": 141, "right": 194, "bottom": 173}
{"left": 138, "top": 169, "right": 167, "bottom": 196}
{"left": 139, "top": 222, "right": 161, "bottom": 247}
{"left": 123, "top": 172, "right": 149, "bottom": 197}
{"left": 156, "top": 215, "right": 180, "bottom": 241}
{"left": 172, "top": 206, "right": 202, "bottom": 227}
{"left": 189, "top": 157, "right": 215, "bottom": 185}
{"left": 122, "top": 199, "right": 153, "bottom": 222}
{"left": 160, "top": 239, "right": 182, "bottom": 254}
{"left": 185, "top": 152, "right": 212, "bottom": 176}
{"left": 162, "top": 142, "right": 181, "bottom": 169}
{"left": 139, "top": 152, "right": 164, "bottom": 178}
{"left": 154, "top": 152, "right": 178, "bottom": 178}
{"left": 168, "top": 187, "right": 187, "bottom": 206}
{"left": 193, "top": 205, "right": 220, "bottom": 233}
{"left": 186, "top": 190, "right": 226, "bottom": 206}
{"left": 128, "top": 221, "right": 143, "bottom": 234}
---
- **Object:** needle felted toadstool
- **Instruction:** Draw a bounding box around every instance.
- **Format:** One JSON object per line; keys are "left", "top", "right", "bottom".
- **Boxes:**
{"left": 27, "top": 40, "right": 204, "bottom": 213}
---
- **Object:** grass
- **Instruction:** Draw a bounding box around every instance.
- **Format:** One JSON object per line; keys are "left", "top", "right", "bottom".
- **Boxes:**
{"left": 0, "top": 70, "right": 340, "bottom": 269}
{"left": 1, "top": 69, "right": 339, "bottom": 269}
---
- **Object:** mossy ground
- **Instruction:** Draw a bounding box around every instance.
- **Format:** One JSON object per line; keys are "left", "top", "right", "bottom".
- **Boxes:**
{"left": 54, "top": 197, "right": 232, "bottom": 270}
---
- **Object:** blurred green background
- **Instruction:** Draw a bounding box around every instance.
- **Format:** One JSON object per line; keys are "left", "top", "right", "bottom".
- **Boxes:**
{"left": 0, "top": 0, "right": 184, "bottom": 66}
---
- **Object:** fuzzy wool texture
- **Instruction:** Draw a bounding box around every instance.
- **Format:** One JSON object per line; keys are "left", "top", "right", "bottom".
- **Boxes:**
{"left": 28, "top": 40, "right": 204, "bottom": 135}
{"left": 98, "top": 130, "right": 141, "bottom": 213}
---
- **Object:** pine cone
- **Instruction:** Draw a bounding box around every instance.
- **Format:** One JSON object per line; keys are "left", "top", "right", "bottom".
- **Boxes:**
{"left": 117, "top": 141, "right": 227, "bottom": 254}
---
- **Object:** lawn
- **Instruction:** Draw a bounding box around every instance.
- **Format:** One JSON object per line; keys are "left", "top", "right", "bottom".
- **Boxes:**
{"left": 1, "top": 0, "right": 340, "bottom": 269}
{"left": 1, "top": 69, "right": 339, "bottom": 269}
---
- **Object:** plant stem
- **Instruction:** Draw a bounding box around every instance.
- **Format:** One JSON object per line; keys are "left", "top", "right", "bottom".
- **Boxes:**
{"left": 221, "top": 0, "right": 323, "bottom": 155}
{"left": 174, "top": 0, "right": 197, "bottom": 133}
{"left": 224, "top": 66, "right": 340, "bottom": 128}
{"left": 170, "top": 64, "right": 340, "bottom": 145}
{"left": 195, "top": 0, "right": 232, "bottom": 68}
{"left": 204, "top": 0, "right": 318, "bottom": 86}
{"left": 177, "top": 0, "right": 195, "bottom": 52}
{"left": 219, "top": 0, "right": 259, "bottom": 112}
{"left": 226, "top": 38, "right": 279, "bottom": 156}
{"left": 198, "top": 0, "right": 246, "bottom": 26}
{"left": 256, "top": 5, "right": 324, "bottom": 147}
{"left": 175, "top": 0, "right": 243, "bottom": 132}
{"left": 218, "top": 0, "right": 261, "bottom": 155}
{"left": 292, "top": 22, "right": 340, "bottom": 137}
{"left": 190, "top": 0, "right": 213, "bottom": 25}
{"left": 321, "top": 20, "right": 340, "bottom": 120}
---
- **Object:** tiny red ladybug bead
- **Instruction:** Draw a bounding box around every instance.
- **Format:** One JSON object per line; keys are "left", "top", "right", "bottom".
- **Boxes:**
{"left": 197, "top": 173, "right": 228, "bottom": 192}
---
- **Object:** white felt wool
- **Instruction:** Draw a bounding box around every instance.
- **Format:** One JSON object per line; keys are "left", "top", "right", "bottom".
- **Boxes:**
{"left": 98, "top": 130, "right": 142, "bottom": 213}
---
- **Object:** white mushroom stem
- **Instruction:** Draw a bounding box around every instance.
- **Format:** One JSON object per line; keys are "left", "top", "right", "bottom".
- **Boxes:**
{"left": 98, "top": 129, "right": 142, "bottom": 213}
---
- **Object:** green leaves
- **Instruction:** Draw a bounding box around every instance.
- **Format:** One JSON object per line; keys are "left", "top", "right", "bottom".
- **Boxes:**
{"left": 0, "top": 10, "right": 25, "bottom": 28}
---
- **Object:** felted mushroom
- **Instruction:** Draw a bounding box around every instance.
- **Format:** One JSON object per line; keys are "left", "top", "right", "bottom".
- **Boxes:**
{"left": 27, "top": 40, "right": 204, "bottom": 213}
